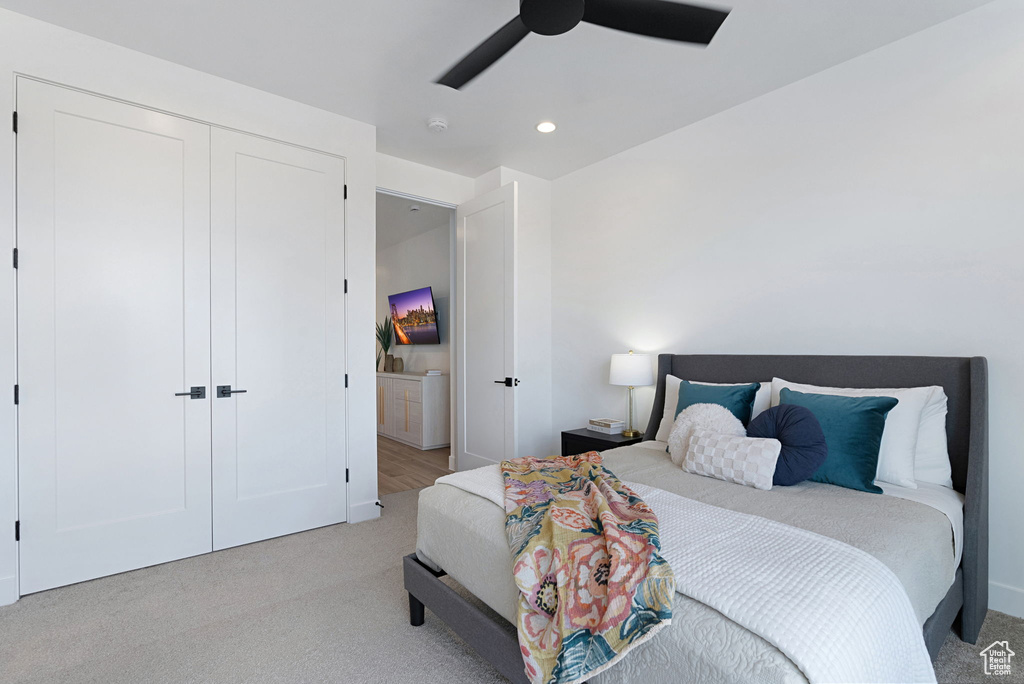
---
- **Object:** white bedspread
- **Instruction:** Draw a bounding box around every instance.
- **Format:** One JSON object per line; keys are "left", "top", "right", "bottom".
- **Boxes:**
{"left": 629, "top": 482, "right": 936, "bottom": 684}
{"left": 435, "top": 466, "right": 937, "bottom": 684}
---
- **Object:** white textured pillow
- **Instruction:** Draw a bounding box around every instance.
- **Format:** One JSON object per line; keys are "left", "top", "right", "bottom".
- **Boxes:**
{"left": 668, "top": 403, "right": 745, "bottom": 466}
{"left": 771, "top": 377, "right": 935, "bottom": 489}
{"left": 654, "top": 376, "right": 772, "bottom": 442}
{"left": 914, "top": 387, "right": 952, "bottom": 487}
{"left": 683, "top": 429, "right": 782, "bottom": 491}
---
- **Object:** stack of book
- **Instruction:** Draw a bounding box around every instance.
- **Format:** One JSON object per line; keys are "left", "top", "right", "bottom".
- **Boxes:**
{"left": 424, "top": 369, "right": 442, "bottom": 376}
{"left": 587, "top": 418, "right": 625, "bottom": 435}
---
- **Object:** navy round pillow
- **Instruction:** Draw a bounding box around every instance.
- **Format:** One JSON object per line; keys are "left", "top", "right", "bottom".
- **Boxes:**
{"left": 747, "top": 404, "right": 828, "bottom": 486}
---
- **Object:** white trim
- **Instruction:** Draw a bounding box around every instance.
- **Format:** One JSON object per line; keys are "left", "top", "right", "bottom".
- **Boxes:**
{"left": 0, "top": 573, "right": 16, "bottom": 605}
{"left": 448, "top": 210, "right": 457, "bottom": 472}
{"left": 991, "top": 580, "right": 1024, "bottom": 619}
{"left": 457, "top": 451, "right": 498, "bottom": 472}
{"left": 348, "top": 498, "right": 383, "bottom": 524}
{"left": 375, "top": 186, "right": 457, "bottom": 210}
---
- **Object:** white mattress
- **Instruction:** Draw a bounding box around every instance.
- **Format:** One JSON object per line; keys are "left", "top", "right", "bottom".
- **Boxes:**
{"left": 416, "top": 443, "right": 958, "bottom": 684}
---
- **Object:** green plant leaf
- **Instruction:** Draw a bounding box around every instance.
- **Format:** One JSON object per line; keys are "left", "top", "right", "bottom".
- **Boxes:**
{"left": 375, "top": 315, "right": 393, "bottom": 356}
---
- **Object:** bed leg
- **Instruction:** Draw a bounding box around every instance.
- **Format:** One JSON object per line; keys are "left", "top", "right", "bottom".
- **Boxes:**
{"left": 409, "top": 592, "right": 425, "bottom": 627}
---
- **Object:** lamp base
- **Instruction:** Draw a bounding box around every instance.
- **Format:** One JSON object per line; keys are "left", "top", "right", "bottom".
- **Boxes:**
{"left": 622, "top": 429, "right": 641, "bottom": 439}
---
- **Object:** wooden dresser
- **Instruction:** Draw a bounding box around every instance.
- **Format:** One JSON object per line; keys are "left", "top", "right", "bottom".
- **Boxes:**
{"left": 376, "top": 372, "right": 450, "bottom": 450}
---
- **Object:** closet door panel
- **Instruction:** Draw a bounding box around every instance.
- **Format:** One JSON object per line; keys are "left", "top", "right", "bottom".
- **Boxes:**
{"left": 17, "top": 79, "right": 212, "bottom": 593}
{"left": 211, "top": 129, "right": 347, "bottom": 550}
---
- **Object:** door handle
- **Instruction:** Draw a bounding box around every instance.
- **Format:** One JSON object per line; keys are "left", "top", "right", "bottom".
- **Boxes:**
{"left": 216, "top": 385, "right": 248, "bottom": 398}
{"left": 175, "top": 386, "right": 206, "bottom": 399}
{"left": 493, "top": 378, "right": 520, "bottom": 387}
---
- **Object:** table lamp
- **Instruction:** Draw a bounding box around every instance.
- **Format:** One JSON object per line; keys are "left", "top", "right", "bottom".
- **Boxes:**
{"left": 609, "top": 350, "right": 654, "bottom": 438}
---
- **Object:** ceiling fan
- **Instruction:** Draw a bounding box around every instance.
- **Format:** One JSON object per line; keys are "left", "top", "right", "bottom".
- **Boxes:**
{"left": 436, "top": 0, "right": 731, "bottom": 90}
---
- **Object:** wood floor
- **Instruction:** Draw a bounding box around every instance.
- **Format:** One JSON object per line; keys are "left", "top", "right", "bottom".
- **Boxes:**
{"left": 378, "top": 435, "right": 452, "bottom": 496}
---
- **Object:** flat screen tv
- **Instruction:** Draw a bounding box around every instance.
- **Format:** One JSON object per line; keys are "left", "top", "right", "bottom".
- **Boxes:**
{"left": 389, "top": 286, "right": 440, "bottom": 345}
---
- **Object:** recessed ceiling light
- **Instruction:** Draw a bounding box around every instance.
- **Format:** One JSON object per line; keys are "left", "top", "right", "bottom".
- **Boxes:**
{"left": 536, "top": 121, "right": 557, "bottom": 133}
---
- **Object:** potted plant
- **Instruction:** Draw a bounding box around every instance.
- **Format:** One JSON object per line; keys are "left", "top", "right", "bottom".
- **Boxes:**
{"left": 376, "top": 316, "right": 393, "bottom": 371}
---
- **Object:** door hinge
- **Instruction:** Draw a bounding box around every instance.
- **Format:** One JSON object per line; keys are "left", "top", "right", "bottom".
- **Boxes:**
{"left": 12, "top": 111, "right": 17, "bottom": 134}
{"left": 14, "top": 520, "right": 19, "bottom": 541}
{"left": 345, "top": 374, "right": 349, "bottom": 388}
{"left": 12, "top": 247, "right": 17, "bottom": 269}
{"left": 13, "top": 385, "right": 18, "bottom": 405}
{"left": 343, "top": 184, "right": 348, "bottom": 200}
{"left": 345, "top": 468, "right": 350, "bottom": 483}
{"left": 344, "top": 279, "right": 348, "bottom": 294}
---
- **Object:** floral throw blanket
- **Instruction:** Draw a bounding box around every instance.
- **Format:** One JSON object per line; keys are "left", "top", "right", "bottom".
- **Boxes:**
{"left": 500, "top": 452, "right": 675, "bottom": 684}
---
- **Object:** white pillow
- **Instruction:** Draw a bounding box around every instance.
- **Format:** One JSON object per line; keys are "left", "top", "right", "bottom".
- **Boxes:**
{"left": 668, "top": 403, "right": 746, "bottom": 466}
{"left": 654, "top": 376, "right": 772, "bottom": 442}
{"left": 914, "top": 387, "right": 952, "bottom": 488}
{"left": 771, "top": 377, "right": 935, "bottom": 489}
{"left": 683, "top": 429, "right": 782, "bottom": 491}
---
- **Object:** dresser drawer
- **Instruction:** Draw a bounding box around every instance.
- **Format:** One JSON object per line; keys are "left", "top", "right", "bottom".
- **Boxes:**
{"left": 391, "top": 379, "right": 422, "bottom": 403}
{"left": 393, "top": 398, "right": 423, "bottom": 444}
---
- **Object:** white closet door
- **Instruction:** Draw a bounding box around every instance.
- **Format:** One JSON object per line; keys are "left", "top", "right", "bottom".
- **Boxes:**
{"left": 211, "top": 129, "right": 347, "bottom": 550}
{"left": 456, "top": 183, "right": 517, "bottom": 470}
{"left": 16, "top": 79, "right": 213, "bottom": 594}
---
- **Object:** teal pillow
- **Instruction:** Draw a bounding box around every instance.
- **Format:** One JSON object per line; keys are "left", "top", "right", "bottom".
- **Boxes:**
{"left": 676, "top": 381, "right": 760, "bottom": 426}
{"left": 779, "top": 388, "right": 898, "bottom": 494}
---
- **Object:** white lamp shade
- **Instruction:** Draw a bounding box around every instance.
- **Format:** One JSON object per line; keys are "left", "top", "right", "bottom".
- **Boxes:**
{"left": 609, "top": 352, "right": 654, "bottom": 387}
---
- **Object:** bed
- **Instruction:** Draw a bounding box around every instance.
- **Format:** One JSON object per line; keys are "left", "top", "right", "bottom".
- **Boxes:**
{"left": 404, "top": 354, "right": 988, "bottom": 683}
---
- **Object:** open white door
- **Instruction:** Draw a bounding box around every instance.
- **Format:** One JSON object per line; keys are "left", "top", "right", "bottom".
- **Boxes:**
{"left": 210, "top": 129, "right": 347, "bottom": 550}
{"left": 455, "top": 183, "right": 517, "bottom": 470}
{"left": 17, "top": 79, "right": 213, "bottom": 593}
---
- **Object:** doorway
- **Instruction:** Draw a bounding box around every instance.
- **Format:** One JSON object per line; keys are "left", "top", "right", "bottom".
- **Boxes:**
{"left": 375, "top": 190, "right": 455, "bottom": 495}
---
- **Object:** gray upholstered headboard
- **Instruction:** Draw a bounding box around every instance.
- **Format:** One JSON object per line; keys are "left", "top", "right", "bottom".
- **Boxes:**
{"left": 643, "top": 354, "right": 989, "bottom": 643}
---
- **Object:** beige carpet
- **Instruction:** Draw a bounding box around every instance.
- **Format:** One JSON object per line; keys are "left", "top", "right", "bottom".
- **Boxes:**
{"left": 0, "top": 488, "right": 1020, "bottom": 684}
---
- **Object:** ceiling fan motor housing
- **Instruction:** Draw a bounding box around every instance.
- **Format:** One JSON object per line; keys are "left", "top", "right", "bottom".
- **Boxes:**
{"left": 520, "top": 0, "right": 585, "bottom": 35}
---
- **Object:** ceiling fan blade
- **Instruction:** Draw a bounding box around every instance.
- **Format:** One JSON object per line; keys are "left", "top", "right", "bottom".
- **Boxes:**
{"left": 436, "top": 16, "right": 531, "bottom": 90}
{"left": 583, "top": 0, "right": 729, "bottom": 45}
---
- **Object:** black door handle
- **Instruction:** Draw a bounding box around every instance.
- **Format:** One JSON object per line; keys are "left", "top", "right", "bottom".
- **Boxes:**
{"left": 216, "top": 385, "right": 248, "bottom": 398}
{"left": 493, "top": 378, "right": 520, "bottom": 387}
{"left": 175, "top": 386, "right": 206, "bottom": 399}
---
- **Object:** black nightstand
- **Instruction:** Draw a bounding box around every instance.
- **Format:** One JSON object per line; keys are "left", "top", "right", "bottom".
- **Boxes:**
{"left": 561, "top": 428, "right": 644, "bottom": 456}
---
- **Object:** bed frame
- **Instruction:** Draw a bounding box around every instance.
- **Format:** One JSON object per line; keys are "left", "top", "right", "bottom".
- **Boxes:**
{"left": 405, "top": 354, "right": 988, "bottom": 681}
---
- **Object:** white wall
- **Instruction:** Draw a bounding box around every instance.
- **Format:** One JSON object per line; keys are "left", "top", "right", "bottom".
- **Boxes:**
{"left": 550, "top": 0, "right": 1024, "bottom": 617}
{"left": 377, "top": 152, "right": 475, "bottom": 206}
{"left": 0, "top": 8, "right": 378, "bottom": 605}
{"left": 377, "top": 222, "right": 452, "bottom": 373}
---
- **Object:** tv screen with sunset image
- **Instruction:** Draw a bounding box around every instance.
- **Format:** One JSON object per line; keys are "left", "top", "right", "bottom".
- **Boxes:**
{"left": 388, "top": 286, "right": 440, "bottom": 345}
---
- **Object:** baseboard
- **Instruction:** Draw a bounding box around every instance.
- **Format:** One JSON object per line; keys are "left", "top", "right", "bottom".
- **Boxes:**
{"left": 990, "top": 580, "right": 1024, "bottom": 619}
{"left": 457, "top": 451, "right": 497, "bottom": 471}
{"left": 348, "top": 498, "right": 382, "bottom": 524}
{"left": 0, "top": 573, "right": 18, "bottom": 606}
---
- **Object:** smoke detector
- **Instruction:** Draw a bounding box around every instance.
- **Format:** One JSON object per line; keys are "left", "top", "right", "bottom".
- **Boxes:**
{"left": 427, "top": 117, "right": 448, "bottom": 133}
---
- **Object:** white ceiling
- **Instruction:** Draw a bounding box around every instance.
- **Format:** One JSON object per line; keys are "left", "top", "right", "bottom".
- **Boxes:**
{"left": 376, "top": 192, "right": 452, "bottom": 251}
{"left": 0, "top": 0, "right": 991, "bottom": 180}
